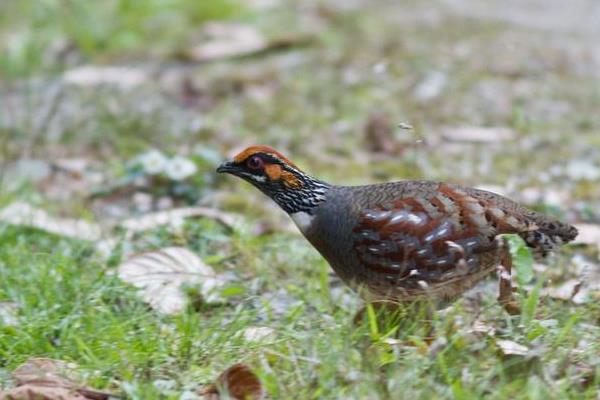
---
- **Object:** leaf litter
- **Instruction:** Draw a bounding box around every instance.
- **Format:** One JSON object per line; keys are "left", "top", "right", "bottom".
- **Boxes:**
{"left": 119, "top": 207, "right": 243, "bottom": 234}
{"left": 496, "top": 340, "right": 530, "bottom": 357}
{"left": 63, "top": 66, "right": 149, "bottom": 89}
{"left": 181, "top": 22, "right": 313, "bottom": 62}
{"left": 242, "top": 326, "right": 277, "bottom": 343}
{"left": 0, "top": 202, "right": 103, "bottom": 242}
{"left": 198, "top": 364, "right": 263, "bottom": 400}
{"left": 117, "top": 247, "right": 229, "bottom": 314}
{"left": 0, "top": 200, "right": 244, "bottom": 263}
{"left": 0, "top": 358, "right": 113, "bottom": 400}
{"left": 183, "top": 23, "right": 267, "bottom": 62}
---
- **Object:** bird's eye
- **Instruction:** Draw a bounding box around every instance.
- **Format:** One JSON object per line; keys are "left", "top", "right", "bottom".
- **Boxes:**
{"left": 246, "top": 156, "right": 264, "bottom": 170}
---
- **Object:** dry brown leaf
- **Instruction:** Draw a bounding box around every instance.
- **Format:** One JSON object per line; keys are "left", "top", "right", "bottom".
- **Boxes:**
{"left": 0, "top": 202, "right": 102, "bottom": 241}
{"left": 117, "top": 247, "right": 226, "bottom": 314}
{"left": 119, "top": 207, "right": 242, "bottom": 233}
{"left": 199, "top": 364, "right": 264, "bottom": 400}
{"left": 496, "top": 339, "right": 529, "bottom": 356}
{"left": 441, "top": 126, "right": 517, "bottom": 143}
{"left": 364, "top": 112, "right": 395, "bottom": 154}
{"left": 1, "top": 385, "right": 90, "bottom": 400}
{"left": 13, "top": 358, "right": 76, "bottom": 387}
{"left": 2, "top": 358, "right": 112, "bottom": 400}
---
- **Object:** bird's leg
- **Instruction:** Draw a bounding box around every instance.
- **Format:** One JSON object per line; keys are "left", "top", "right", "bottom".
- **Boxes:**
{"left": 496, "top": 237, "right": 521, "bottom": 315}
{"left": 422, "top": 304, "right": 436, "bottom": 345}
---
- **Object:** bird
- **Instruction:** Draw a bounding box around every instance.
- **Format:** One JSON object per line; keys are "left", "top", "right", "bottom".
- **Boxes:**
{"left": 217, "top": 145, "right": 578, "bottom": 312}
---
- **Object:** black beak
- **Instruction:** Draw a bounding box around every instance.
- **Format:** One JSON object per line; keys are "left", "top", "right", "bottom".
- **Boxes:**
{"left": 216, "top": 161, "right": 237, "bottom": 174}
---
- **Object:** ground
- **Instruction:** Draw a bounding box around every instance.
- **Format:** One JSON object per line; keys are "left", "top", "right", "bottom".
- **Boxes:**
{"left": 1, "top": 0, "right": 599, "bottom": 398}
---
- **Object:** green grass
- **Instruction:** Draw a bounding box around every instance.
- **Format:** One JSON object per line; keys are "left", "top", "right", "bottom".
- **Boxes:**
{"left": 1, "top": 0, "right": 600, "bottom": 398}
{"left": 0, "top": 0, "right": 242, "bottom": 78}
{"left": 1, "top": 217, "right": 599, "bottom": 398}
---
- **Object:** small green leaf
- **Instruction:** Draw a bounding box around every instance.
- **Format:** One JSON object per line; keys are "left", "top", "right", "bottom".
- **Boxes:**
{"left": 522, "top": 280, "right": 542, "bottom": 326}
{"left": 220, "top": 285, "right": 246, "bottom": 297}
{"left": 366, "top": 303, "right": 380, "bottom": 340}
{"left": 503, "top": 234, "right": 534, "bottom": 285}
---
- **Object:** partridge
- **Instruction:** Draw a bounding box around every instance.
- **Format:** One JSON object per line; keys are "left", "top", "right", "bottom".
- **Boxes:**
{"left": 217, "top": 146, "right": 578, "bottom": 309}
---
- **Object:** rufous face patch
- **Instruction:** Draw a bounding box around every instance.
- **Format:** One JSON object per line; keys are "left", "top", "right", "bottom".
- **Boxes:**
{"left": 264, "top": 164, "right": 282, "bottom": 180}
{"left": 281, "top": 170, "right": 302, "bottom": 188}
{"left": 263, "top": 163, "right": 302, "bottom": 188}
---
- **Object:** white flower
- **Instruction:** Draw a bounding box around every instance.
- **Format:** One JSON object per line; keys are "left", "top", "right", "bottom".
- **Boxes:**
{"left": 139, "top": 149, "right": 168, "bottom": 175}
{"left": 165, "top": 156, "right": 197, "bottom": 181}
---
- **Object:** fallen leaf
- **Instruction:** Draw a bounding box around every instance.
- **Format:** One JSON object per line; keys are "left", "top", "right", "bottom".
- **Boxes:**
{"left": 242, "top": 326, "right": 276, "bottom": 343}
{"left": 119, "top": 207, "right": 243, "bottom": 233}
{"left": 13, "top": 358, "right": 76, "bottom": 387}
{"left": 2, "top": 358, "right": 112, "bottom": 400}
{"left": 469, "top": 318, "right": 496, "bottom": 336}
{"left": 364, "top": 112, "right": 396, "bottom": 154}
{"left": 496, "top": 339, "right": 530, "bottom": 356}
{"left": 182, "top": 23, "right": 312, "bottom": 62}
{"left": 63, "top": 66, "right": 148, "bottom": 89}
{"left": 542, "top": 279, "right": 589, "bottom": 304}
{"left": 117, "top": 247, "right": 226, "bottom": 314}
{"left": 0, "top": 202, "right": 103, "bottom": 241}
{"left": 0, "top": 385, "right": 90, "bottom": 399}
{"left": 573, "top": 224, "right": 600, "bottom": 251}
{"left": 199, "top": 364, "right": 264, "bottom": 400}
{"left": 183, "top": 23, "right": 267, "bottom": 62}
{"left": 441, "top": 126, "right": 517, "bottom": 143}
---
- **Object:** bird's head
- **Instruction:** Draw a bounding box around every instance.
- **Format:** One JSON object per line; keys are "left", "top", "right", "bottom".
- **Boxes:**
{"left": 217, "top": 145, "right": 330, "bottom": 214}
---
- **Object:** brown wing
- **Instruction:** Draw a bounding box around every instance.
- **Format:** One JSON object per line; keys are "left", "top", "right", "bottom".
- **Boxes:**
{"left": 352, "top": 184, "right": 536, "bottom": 284}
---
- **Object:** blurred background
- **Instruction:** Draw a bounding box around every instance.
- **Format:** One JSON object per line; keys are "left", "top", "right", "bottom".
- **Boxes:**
{"left": 2, "top": 0, "right": 599, "bottom": 215}
{"left": 1, "top": 0, "right": 600, "bottom": 397}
